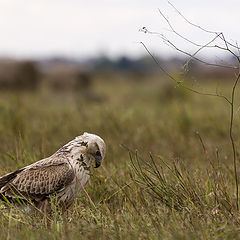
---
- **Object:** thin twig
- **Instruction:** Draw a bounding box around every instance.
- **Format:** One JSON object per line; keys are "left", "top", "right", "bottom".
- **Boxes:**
{"left": 141, "top": 28, "right": 236, "bottom": 69}
{"left": 141, "top": 2, "right": 240, "bottom": 210}
{"left": 167, "top": 1, "right": 240, "bottom": 51}
{"left": 140, "top": 42, "right": 231, "bottom": 104}
{"left": 183, "top": 33, "right": 223, "bottom": 70}
{"left": 229, "top": 73, "right": 240, "bottom": 210}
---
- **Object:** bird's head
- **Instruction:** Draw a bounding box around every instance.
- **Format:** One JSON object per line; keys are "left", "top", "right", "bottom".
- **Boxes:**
{"left": 66, "top": 132, "right": 106, "bottom": 168}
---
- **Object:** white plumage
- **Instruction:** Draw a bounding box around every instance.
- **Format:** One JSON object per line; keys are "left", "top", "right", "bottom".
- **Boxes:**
{"left": 0, "top": 132, "right": 106, "bottom": 213}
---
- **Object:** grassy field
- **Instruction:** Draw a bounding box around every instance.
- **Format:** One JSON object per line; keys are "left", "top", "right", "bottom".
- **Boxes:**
{"left": 0, "top": 76, "right": 240, "bottom": 239}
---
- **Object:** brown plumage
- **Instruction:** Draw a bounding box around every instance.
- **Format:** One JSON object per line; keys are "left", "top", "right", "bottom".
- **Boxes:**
{"left": 0, "top": 132, "right": 106, "bottom": 214}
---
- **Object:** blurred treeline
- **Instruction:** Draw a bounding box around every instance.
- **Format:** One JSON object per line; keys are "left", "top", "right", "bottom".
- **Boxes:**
{"left": 0, "top": 55, "right": 236, "bottom": 92}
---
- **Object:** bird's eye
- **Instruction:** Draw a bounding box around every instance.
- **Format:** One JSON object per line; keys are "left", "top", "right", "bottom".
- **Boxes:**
{"left": 96, "top": 150, "right": 101, "bottom": 156}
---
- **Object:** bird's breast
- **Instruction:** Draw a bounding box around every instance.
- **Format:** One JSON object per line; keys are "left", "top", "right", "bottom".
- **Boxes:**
{"left": 74, "top": 163, "right": 90, "bottom": 190}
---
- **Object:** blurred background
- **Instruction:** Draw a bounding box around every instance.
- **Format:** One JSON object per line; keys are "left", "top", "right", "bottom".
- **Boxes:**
{"left": 0, "top": 0, "right": 239, "bottom": 92}
{"left": 1, "top": 2, "right": 240, "bottom": 238}
{"left": 0, "top": 0, "right": 239, "bottom": 165}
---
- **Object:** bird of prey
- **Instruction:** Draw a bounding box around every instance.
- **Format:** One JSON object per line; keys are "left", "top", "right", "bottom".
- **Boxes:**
{"left": 0, "top": 132, "right": 106, "bottom": 214}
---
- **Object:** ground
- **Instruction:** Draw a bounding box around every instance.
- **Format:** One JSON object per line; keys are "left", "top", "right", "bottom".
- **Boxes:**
{"left": 0, "top": 75, "right": 240, "bottom": 239}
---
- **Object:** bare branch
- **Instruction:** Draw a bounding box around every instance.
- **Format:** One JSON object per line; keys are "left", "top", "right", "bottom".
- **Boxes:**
{"left": 158, "top": 9, "right": 204, "bottom": 47}
{"left": 140, "top": 42, "right": 231, "bottom": 104}
{"left": 183, "top": 33, "right": 223, "bottom": 71}
{"left": 167, "top": 1, "right": 240, "bottom": 51}
{"left": 229, "top": 72, "right": 240, "bottom": 210}
{"left": 140, "top": 27, "right": 237, "bottom": 69}
{"left": 141, "top": 2, "right": 240, "bottom": 210}
{"left": 164, "top": 38, "right": 237, "bottom": 70}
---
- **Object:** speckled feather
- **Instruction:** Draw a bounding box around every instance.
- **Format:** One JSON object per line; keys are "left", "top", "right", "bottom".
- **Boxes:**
{"left": 2, "top": 163, "right": 74, "bottom": 198}
{"left": 0, "top": 132, "right": 106, "bottom": 213}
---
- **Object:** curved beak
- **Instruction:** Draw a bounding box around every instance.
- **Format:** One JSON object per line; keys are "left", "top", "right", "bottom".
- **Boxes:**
{"left": 94, "top": 156, "right": 102, "bottom": 168}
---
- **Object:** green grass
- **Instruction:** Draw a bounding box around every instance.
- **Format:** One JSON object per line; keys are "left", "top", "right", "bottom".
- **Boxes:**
{"left": 0, "top": 76, "right": 240, "bottom": 239}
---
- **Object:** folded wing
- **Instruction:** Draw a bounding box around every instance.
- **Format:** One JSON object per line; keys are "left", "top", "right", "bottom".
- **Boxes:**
{"left": 0, "top": 163, "right": 75, "bottom": 202}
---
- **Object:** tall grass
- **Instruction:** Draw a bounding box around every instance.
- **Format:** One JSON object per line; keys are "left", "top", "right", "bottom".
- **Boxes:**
{"left": 140, "top": 2, "right": 240, "bottom": 211}
{"left": 0, "top": 78, "right": 240, "bottom": 239}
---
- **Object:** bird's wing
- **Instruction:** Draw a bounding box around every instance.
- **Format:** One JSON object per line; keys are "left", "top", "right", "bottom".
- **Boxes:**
{"left": 0, "top": 162, "right": 75, "bottom": 201}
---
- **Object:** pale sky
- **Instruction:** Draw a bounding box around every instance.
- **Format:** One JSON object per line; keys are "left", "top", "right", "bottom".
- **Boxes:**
{"left": 0, "top": 0, "right": 239, "bottom": 59}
